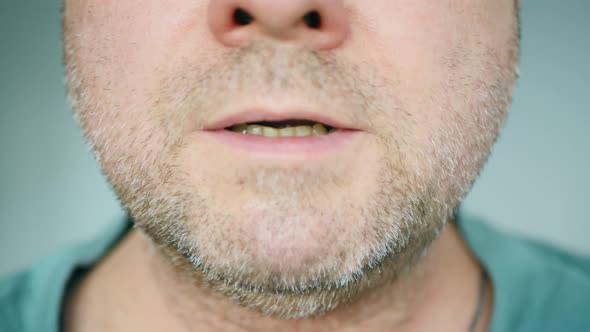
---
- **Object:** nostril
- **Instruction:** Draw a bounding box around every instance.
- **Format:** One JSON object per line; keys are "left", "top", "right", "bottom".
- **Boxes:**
{"left": 209, "top": 1, "right": 348, "bottom": 50}
{"left": 303, "top": 10, "right": 322, "bottom": 29}
{"left": 233, "top": 8, "right": 254, "bottom": 26}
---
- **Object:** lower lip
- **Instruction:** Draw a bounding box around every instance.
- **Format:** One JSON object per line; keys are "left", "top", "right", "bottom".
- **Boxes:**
{"left": 194, "top": 129, "right": 364, "bottom": 159}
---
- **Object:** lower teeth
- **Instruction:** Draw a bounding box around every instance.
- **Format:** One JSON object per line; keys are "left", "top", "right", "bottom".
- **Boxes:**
{"left": 228, "top": 123, "right": 334, "bottom": 137}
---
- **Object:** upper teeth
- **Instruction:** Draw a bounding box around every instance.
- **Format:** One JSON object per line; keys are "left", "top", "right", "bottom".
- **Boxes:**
{"left": 228, "top": 123, "right": 334, "bottom": 137}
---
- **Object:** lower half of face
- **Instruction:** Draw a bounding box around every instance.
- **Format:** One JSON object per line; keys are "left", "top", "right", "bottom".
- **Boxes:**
{"left": 64, "top": 0, "right": 518, "bottom": 318}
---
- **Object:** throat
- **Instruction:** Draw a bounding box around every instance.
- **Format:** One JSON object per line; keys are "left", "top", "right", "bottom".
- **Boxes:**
{"left": 80, "top": 225, "right": 488, "bottom": 332}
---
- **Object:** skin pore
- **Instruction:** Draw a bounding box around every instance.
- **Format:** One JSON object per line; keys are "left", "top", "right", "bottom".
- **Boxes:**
{"left": 62, "top": 0, "right": 518, "bottom": 331}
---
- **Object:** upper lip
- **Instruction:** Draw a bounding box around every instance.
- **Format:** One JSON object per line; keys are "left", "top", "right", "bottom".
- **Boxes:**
{"left": 201, "top": 109, "right": 364, "bottom": 131}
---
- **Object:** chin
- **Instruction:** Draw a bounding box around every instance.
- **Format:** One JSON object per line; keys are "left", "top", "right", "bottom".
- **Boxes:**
{"left": 182, "top": 203, "right": 378, "bottom": 290}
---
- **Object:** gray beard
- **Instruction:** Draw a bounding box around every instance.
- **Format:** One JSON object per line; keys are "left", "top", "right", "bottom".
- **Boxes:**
{"left": 126, "top": 136, "right": 449, "bottom": 318}
{"left": 66, "top": 41, "right": 514, "bottom": 317}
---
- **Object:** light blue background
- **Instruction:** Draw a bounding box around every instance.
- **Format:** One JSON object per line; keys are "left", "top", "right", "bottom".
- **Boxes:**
{"left": 1, "top": 0, "right": 588, "bottom": 275}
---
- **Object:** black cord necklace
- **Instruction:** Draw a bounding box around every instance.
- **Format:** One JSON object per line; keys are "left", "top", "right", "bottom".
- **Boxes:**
{"left": 468, "top": 269, "right": 489, "bottom": 332}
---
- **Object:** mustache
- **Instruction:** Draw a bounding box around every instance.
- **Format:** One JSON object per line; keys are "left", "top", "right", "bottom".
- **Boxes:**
{"left": 155, "top": 40, "right": 389, "bottom": 130}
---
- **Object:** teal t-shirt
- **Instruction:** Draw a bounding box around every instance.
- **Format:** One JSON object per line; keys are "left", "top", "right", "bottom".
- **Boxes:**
{"left": 1, "top": 213, "right": 590, "bottom": 331}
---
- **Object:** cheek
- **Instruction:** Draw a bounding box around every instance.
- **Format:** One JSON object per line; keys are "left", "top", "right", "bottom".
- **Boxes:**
{"left": 65, "top": 0, "right": 222, "bottom": 168}
{"left": 67, "top": 0, "right": 214, "bottom": 109}
{"left": 347, "top": 0, "right": 514, "bottom": 172}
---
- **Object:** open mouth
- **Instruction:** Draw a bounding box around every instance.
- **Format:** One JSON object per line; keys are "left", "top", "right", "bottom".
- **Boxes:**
{"left": 198, "top": 111, "right": 363, "bottom": 157}
{"left": 225, "top": 119, "right": 337, "bottom": 138}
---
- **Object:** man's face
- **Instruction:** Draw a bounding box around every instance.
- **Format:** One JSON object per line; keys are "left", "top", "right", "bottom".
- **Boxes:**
{"left": 63, "top": 0, "right": 518, "bottom": 318}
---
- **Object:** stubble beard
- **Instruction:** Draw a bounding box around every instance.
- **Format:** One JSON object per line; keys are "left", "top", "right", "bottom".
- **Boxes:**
{"left": 64, "top": 40, "right": 516, "bottom": 318}
{"left": 133, "top": 143, "right": 444, "bottom": 319}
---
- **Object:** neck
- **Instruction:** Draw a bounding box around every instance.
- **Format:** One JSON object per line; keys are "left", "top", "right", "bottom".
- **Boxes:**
{"left": 64, "top": 222, "right": 493, "bottom": 332}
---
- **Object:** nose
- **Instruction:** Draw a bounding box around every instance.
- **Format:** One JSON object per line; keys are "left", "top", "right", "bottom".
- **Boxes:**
{"left": 208, "top": 0, "right": 350, "bottom": 50}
